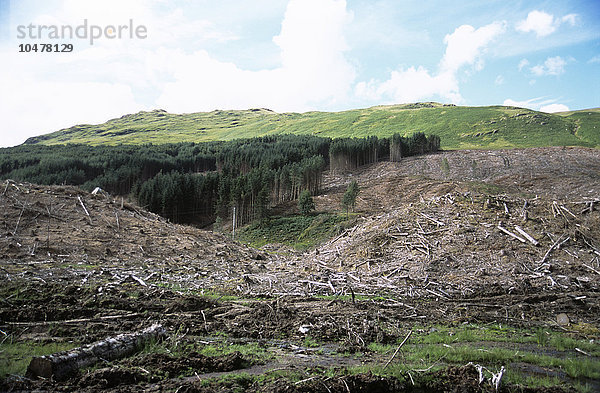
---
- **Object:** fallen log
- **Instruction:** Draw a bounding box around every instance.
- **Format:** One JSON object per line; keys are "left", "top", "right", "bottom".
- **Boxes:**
{"left": 27, "top": 324, "right": 166, "bottom": 381}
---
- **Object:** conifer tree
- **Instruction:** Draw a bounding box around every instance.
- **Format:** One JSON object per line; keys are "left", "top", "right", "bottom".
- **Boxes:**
{"left": 298, "top": 190, "right": 315, "bottom": 216}
{"left": 342, "top": 180, "right": 359, "bottom": 217}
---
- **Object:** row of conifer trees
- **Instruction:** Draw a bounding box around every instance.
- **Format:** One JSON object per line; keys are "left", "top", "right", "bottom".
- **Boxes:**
{"left": 0, "top": 132, "right": 439, "bottom": 225}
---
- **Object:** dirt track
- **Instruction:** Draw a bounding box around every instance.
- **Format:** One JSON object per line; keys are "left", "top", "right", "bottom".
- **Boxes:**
{"left": 1, "top": 147, "right": 599, "bottom": 392}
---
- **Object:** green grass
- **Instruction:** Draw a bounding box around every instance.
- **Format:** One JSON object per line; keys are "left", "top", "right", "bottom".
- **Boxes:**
{"left": 197, "top": 342, "right": 270, "bottom": 361}
{"left": 237, "top": 212, "right": 352, "bottom": 250}
{"left": 23, "top": 103, "right": 600, "bottom": 150}
{"left": 141, "top": 335, "right": 271, "bottom": 364}
{"left": 363, "top": 323, "right": 600, "bottom": 390}
{"left": 145, "top": 322, "right": 598, "bottom": 392}
{"left": 557, "top": 109, "right": 600, "bottom": 146}
{"left": 0, "top": 340, "right": 80, "bottom": 379}
{"left": 153, "top": 282, "right": 240, "bottom": 301}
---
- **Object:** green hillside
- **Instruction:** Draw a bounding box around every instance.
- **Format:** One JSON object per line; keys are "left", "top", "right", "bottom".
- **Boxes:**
{"left": 24, "top": 103, "right": 600, "bottom": 149}
{"left": 555, "top": 109, "right": 600, "bottom": 147}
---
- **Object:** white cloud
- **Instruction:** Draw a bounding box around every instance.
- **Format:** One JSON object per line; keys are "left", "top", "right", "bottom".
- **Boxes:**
{"left": 589, "top": 55, "right": 600, "bottom": 64}
{"left": 561, "top": 14, "right": 577, "bottom": 26}
{"left": 516, "top": 10, "right": 556, "bottom": 37}
{"left": 540, "top": 103, "right": 569, "bottom": 113}
{"left": 440, "top": 22, "right": 506, "bottom": 73}
{"left": 503, "top": 98, "right": 537, "bottom": 108}
{"left": 494, "top": 75, "right": 504, "bottom": 85}
{"left": 355, "top": 21, "right": 505, "bottom": 105}
{"left": 516, "top": 10, "right": 578, "bottom": 37}
{"left": 530, "top": 56, "right": 567, "bottom": 76}
{"left": 156, "top": 0, "right": 356, "bottom": 113}
{"left": 356, "top": 66, "right": 460, "bottom": 104}
{"left": 518, "top": 58, "right": 529, "bottom": 71}
{"left": 0, "top": 70, "right": 143, "bottom": 146}
{"left": 503, "top": 97, "right": 568, "bottom": 112}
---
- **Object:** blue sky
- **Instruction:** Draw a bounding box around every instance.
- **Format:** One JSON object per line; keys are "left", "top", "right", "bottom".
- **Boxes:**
{"left": 0, "top": 0, "right": 599, "bottom": 147}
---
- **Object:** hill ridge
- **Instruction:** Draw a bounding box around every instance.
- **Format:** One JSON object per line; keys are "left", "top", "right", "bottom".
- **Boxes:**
{"left": 23, "top": 103, "right": 600, "bottom": 149}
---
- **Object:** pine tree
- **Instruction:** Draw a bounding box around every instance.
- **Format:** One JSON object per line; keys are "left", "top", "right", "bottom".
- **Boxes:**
{"left": 342, "top": 180, "right": 359, "bottom": 218}
{"left": 298, "top": 190, "right": 315, "bottom": 216}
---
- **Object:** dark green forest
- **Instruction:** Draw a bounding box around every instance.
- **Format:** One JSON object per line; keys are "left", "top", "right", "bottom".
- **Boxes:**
{"left": 0, "top": 133, "right": 439, "bottom": 226}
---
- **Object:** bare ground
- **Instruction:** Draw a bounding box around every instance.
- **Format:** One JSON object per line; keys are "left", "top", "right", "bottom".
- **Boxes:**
{"left": 1, "top": 147, "right": 599, "bottom": 392}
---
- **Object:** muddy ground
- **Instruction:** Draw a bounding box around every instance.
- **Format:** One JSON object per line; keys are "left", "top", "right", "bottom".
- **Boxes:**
{"left": 1, "top": 147, "right": 599, "bottom": 392}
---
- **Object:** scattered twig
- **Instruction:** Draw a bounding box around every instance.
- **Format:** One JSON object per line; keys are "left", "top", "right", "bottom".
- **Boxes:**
{"left": 497, "top": 223, "right": 526, "bottom": 243}
{"left": 539, "top": 235, "right": 569, "bottom": 265}
{"left": 201, "top": 310, "right": 208, "bottom": 332}
{"left": 78, "top": 196, "right": 92, "bottom": 224}
{"left": 514, "top": 225, "right": 539, "bottom": 246}
{"left": 383, "top": 330, "right": 412, "bottom": 369}
{"left": 406, "top": 371, "right": 414, "bottom": 385}
{"left": 582, "top": 263, "right": 600, "bottom": 275}
{"left": 5, "top": 313, "right": 142, "bottom": 326}
{"left": 575, "top": 347, "right": 591, "bottom": 356}
{"left": 295, "top": 376, "right": 318, "bottom": 385}
{"left": 560, "top": 205, "right": 577, "bottom": 219}
{"left": 492, "top": 366, "right": 505, "bottom": 392}
{"left": 130, "top": 275, "right": 147, "bottom": 287}
{"left": 13, "top": 202, "right": 26, "bottom": 235}
{"left": 419, "top": 213, "right": 445, "bottom": 226}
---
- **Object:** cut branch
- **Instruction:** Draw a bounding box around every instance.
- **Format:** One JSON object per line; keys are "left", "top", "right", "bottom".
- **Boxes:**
{"left": 539, "top": 235, "right": 569, "bottom": 265}
{"left": 13, "top": 202, "right": 26, "bottom": 235}
{"left": 514, "top": 226, "right": 539, "bottom": 246}
{"left": 497, "top": 223, "right": 526, "bottom": 243}
{"left": 383, "top": 330, "right": 412, "bottom": 369}
{"left": 419, "top": 213, "right": 445, "bottom": 226}
{"left": 78, "top": 196, "right": 92, "bottom": 224}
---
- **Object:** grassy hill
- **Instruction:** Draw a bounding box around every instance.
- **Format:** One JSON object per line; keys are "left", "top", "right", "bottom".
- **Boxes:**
{"left": 23, "top": 102, "right": 600, "bottom": 149}
{"left": 555, "top": 108, "right": 600, "bottom": 147}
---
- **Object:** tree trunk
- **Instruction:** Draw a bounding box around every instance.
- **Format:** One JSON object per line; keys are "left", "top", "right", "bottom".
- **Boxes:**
{"left": 27, "top": 324, "right": 166, "bottom": 381}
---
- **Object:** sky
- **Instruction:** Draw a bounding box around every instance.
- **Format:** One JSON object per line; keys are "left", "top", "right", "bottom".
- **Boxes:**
{"left": 0, "top": 0, "right": 599, "bottom": 147}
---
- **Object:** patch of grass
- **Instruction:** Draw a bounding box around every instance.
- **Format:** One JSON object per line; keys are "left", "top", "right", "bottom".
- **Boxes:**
{"left": 140, "top": 335, "right": 271, "bottom": 365}
{"left": 238, "top": 213, "right": 351, "bottom": 250}
{"left": 198, "top": 342, "right": 270, "bottom": 362}
{"left": 535, "top": 327, "right": 550, "bottom": 346}
{"left": 467, "top": 181, "right": 506, "bottom": 195}
{"left": 573, "top": 381, "right": 595, "bottom": 393}
{"left": 0, "top": 339, "right": 80, "bottom": 378}
{"left": 365, "top": 323, "right": 600, "bottom": 384}
{"left": 303, "top": 336, "right": 320, "bottom": 348}
{"left": 558, "top": 110, "right": 600, "bottom": 147}
{"left": 199, "top": 372, "right": 256, "bottom": 393}
{"left": 504, "top": 370, "right": 565, "bottom": 390}
{"left": 153, "top": 282, "right": 240, "bottom": 301}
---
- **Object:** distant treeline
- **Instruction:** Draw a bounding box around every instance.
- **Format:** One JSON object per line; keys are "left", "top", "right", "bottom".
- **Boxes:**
{"left": 0, "top": 132, "right": 439, "bottom": 225}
